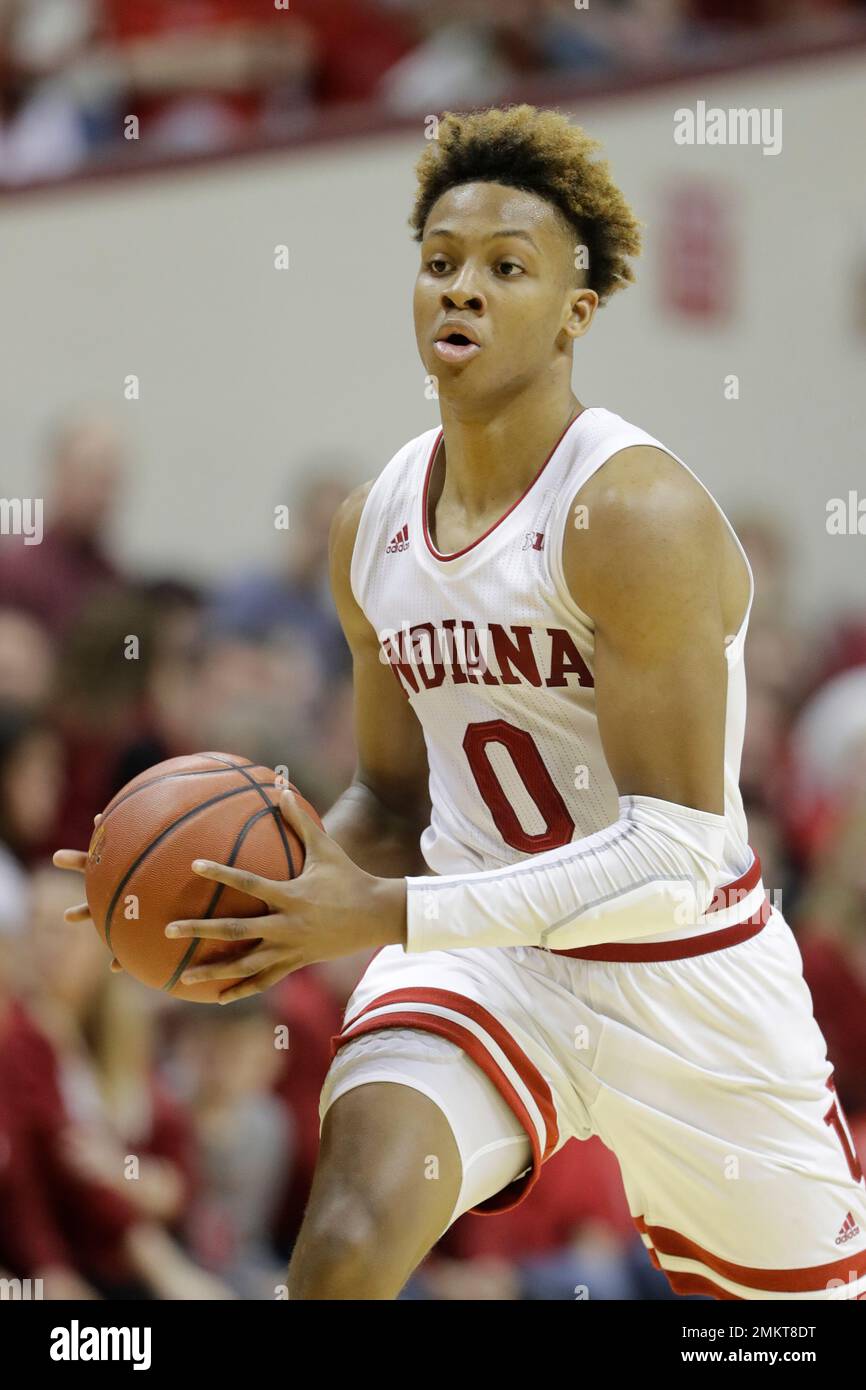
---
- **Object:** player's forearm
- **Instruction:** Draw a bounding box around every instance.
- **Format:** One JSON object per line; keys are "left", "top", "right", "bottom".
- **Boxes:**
{"left": 402, "top": 794, "right": 736, "bottom": 953}
{"left": 323, "top": 779, "right": 429, "bottom": 879}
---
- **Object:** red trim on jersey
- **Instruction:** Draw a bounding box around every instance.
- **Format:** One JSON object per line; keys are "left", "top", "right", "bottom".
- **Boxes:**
{"left": 547, "top": 851, "right": 770, "bottom": 962}
{"left": 635, "top": 1215, "right": 866, "bottom": 1294}
{"left": 550, "top": 894, "right": 771, "bottom": 963}
{"left": 421, "top": 410, "right": 585, "bottom": 562}
{"left": 330, "top": 986, "right": 560, "bottom": 1215}
{"left": 706, "top": 849, "right": 762, "bottom": 912}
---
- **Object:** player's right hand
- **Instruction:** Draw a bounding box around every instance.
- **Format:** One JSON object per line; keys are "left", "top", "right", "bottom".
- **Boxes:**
{"left": 52, "top": 815, "right": 123, "bottom": 974}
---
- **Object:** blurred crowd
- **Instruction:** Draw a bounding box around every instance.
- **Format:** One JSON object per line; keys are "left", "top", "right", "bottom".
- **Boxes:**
{"left": 2, "top": 0, "right": 865, "bottom": 185}
{"left": 0, "top": 408, "right": 865, "bottom": 1300}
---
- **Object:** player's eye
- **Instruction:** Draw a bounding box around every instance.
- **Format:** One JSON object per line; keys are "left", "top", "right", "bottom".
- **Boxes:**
{"left": 427, "top": 257, "right": 452, "bottom": 274}
{"left": 496, "top": 260, "right": 524, "bottom": 277}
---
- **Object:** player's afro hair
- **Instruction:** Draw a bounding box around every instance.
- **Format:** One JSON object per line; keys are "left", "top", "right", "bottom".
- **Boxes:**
{"left": 410, "top": 105, "right": 642, "bottom": 304}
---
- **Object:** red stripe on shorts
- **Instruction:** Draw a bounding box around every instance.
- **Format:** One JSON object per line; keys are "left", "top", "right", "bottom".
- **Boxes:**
{"left": 330, "top": 987, "right": 560, "bottom": 1215}
{"left": 636, "top": 1215, "right": 866, "bottom": 1294}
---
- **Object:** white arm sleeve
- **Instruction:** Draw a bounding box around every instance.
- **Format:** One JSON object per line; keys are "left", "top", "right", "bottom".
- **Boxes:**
{"left": 404, "top": 794, "right": 729, "bottom": 953}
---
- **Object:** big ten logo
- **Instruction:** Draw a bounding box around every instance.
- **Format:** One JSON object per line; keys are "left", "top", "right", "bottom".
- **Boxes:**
{"left": 0, "top": 496, "right": 43, "bottom": 544}
{"left": 274, "top": 1024, "right": 290, "bottom": 1051}
{"left": 274, "top": 244, "right": 290, "bottom": 271}
{"left": 826, "top": 491, "right": 866, "bottom": 535}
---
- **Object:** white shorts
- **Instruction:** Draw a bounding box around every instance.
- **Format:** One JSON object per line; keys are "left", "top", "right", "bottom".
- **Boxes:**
{"left": 320, "top": 906, "right": 866, "bottom": 1300}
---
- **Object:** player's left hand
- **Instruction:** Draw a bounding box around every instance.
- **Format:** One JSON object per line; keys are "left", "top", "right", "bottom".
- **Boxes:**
{"left": 164, "top": 789, "right": 406, "bottom": 1002}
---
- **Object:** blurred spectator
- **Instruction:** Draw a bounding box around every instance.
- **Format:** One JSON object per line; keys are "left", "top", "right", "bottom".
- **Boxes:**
{"left": 269, "top": 954, "right": 372, "bottom": 1254}
{"left": 0, "top": 703, "right": 63, "bottom": 870}
{"left": 0, "top": 865, "right": 97, "bottom": 1297}
{"left": 0, "top": 410, "right": 126, "bottom": 638}
{"left": 171, "top": 999, "right": 291, "bottom": 1298}
{"left": 0, "top": 609, "right": 55, "bottom": 706}
{"left": 1, "top": 863, "right": 233, "bottom": 1297}
{"left": 797, "top": 779, "right": 866, "bottom": 1124}
{"left": 783, "top": 665, "right": 866, "bottom": 869}
{"left": 96, "top": 0, "right": 318, "bottom": 153}
{"left": 207, "top": 471, "right": 351, "bottom": 679}
{"left": 0, "top": 0, "right": 96, "bottom": 184}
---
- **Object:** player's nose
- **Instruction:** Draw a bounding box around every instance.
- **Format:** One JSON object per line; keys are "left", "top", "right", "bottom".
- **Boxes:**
{"left": 441, "top": 265, "right": 485, "bottom": 314}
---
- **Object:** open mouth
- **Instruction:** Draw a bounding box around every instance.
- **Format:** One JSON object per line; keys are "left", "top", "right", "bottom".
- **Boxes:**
{"left": 434, "top": 332, "right": 482, "bottom": 363}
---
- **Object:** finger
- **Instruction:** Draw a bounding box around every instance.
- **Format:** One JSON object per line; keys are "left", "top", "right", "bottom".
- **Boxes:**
{"left": 218, "top": 957, "right": 303, "bottom": 1005}
{"left": 180, "top": 947, "right": 283, "bottom": 986}
{"left": 53, "top": 850, "right": 88, "bottom": 873}
{"left": 63, "top": 902, "right": 92, "bottom": 923}
{"left": 189, "top": 860, "right": 284, "bottom": 906}
{"left": 278, "top": 788, "right": 324, "bottom": 854}
{"left": 165, "top": 917, "right": 273, "bottom": 942}
{"left": 94, "top": 813, "right": 103, "bottom": 827}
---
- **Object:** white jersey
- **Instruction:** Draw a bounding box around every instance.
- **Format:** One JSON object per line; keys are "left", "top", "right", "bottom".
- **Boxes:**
{"left": 350, "top": 406, "right": 755, "bottom": 892}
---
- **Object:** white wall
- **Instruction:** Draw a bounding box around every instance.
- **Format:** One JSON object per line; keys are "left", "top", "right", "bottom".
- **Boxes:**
{"left": 2, "top": 50, "right": 865, "bottom": 617}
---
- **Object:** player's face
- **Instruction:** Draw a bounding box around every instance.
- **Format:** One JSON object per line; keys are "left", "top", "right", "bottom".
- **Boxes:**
{"left": 414, "top": 181, "right": 591, "bottom": 405}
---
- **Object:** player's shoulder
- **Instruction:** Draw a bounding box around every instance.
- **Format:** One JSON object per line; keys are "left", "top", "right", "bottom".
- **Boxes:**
{"left": 564, "top": 429, "right": 727, "bottom": 616}
{"left": 329, "top": 426, "right": 438, "bottom": 551}
{"left": 572, "top": 405, "right": 722, "bottom": 547}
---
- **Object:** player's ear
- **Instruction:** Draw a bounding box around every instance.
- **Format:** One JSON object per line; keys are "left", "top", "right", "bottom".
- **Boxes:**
{"left": 562, "top": 286, "right": 598, "bottom": 342}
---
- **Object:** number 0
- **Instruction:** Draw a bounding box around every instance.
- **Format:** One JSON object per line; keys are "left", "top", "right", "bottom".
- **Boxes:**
{"left": 463, "top": 719, "right": 575, "bottom": 853}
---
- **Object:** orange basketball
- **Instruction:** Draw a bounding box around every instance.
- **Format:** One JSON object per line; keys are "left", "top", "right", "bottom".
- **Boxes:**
{"left": 84, "top": 752, "right": 320, "bottom": 1003}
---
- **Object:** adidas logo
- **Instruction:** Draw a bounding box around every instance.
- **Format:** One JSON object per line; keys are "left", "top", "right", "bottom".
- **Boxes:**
{"left": 386, "top": 523, "right": 410, "bottom": 554}
{"left": 835, "top": 1211, "right": 861, "bottom": 1245}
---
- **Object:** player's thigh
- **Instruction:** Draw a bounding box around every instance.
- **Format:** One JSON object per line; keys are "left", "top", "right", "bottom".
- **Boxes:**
{"left": 306, "top": 1027, "right": 533, "bottom": 1263}
{"left": 311, "top": 1080, "right": 460, "bottom": 1263}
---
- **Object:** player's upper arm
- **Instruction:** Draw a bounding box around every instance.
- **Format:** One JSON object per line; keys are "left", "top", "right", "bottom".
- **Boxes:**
{"left": 563, "top": 446, "right": 730, "bottom": 815}
{"left": 329, "top": 481, "right": 430, "bottom": 823}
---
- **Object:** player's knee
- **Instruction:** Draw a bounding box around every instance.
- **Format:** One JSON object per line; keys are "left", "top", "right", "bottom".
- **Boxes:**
{"left": 288, "top": 1185, "right": 394, "bottom": 1299}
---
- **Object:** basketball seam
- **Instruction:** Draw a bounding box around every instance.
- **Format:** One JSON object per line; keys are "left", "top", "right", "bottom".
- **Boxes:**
{"left": 97, "top": 756, "right": 261, "bottom": 823}
{"left": 160, "top": 802, "right": 281, "bottom": 993}
{"left": 101, "top": 782, "right": 274, "bottom": 951}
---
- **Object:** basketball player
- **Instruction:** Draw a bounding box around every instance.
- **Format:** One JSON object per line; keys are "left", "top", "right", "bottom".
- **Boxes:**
{"left": 56, "top": 106, "right": 866, "bottom": 1300}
